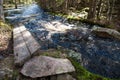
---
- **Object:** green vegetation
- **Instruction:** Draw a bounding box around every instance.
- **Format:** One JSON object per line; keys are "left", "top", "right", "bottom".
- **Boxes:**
{"left": 55, "top": 0, "right": 64, "bottom": 7}
{"left": 69, "top": 58, "right": 119, "bottom": 80}
{"left": 0, "top": 20, "right": 12, "bottom": 31}
{"left": 41, "top": 50, "right": 64, "bottom": 58}
{"left": 37, "top": 48, "right": 67, "bottom": 58}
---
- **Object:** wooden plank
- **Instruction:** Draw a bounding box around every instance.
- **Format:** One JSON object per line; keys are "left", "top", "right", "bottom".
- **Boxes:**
{"left": 13, "top": 27, "right": 21, "bottom": 35}
{"left": 13, "top": 24, "right": 26, "bottom": 35}
{"left": 13, "top": 24, "right": 40, "bottom": 66}
{"left": 14, "top": 33, "right": 31, "bottom": 66}
{"left": 21, "top": 30, "right": 40, "bottom": 55}
{"left": 18, "top": 23, "right": 27, "bottom": 32}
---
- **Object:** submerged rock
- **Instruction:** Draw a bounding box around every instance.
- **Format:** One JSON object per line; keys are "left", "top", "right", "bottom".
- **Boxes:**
{"left": 21, "top": 56, "right": 75, "bottom": 78}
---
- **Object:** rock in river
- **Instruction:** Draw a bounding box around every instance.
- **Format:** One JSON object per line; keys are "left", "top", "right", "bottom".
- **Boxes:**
{"left": 21, "top": 56, "right": 75, "bottom": 78}
{"left": 92, "top": 26, "right": 120, "bottom": 40}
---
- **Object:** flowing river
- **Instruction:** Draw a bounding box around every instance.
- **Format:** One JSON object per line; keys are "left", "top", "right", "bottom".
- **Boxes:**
{"left": 6, "top": 4, "right": 120, "bottom": 78}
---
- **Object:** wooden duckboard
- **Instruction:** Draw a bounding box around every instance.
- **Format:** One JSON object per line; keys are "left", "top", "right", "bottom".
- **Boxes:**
{"left": 13, "top": 24, "right": 40, "bottom": 66}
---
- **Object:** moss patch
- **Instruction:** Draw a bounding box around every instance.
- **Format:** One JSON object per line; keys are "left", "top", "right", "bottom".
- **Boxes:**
{"left": 0, "top": 20, "right": 12, "bottom": 31}
{"left": 69, "top": 58, "right": 119, "bottom": 80}
{"left": 37, "top": 48, "right": 68, "bottom": 58}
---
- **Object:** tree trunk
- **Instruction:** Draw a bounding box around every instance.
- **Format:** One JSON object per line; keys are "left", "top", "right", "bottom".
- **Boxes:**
{"left": 65, "top": 0, "right": 68, "bottom": 12}
{"left": 15, "top": 0, "right": 17, "bottom": 9}
{"left": 87, "top": 0, "right": 93, "bottom": 19}
{"left": 97, "top": 0, "right": 102, "bottom": 20}
{"left": 18, "top": 0, "right": 21, "bottom": 4}
{"left": 0, "top": 0, "right": 5, "bottom": 21}
{"left": 87, "top": 0, "right": 97, "bottom": 20}
{"left": 109, "top": 0, "right": 115, "bottom": 21}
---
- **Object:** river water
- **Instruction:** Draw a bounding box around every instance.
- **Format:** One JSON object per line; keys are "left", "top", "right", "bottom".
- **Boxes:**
{"left": 7, "top": 4, "right": 120, "bottom": 78}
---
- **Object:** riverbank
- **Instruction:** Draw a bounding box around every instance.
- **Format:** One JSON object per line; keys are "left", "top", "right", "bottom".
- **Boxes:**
{"left": 48, "top": 12, "right": 120, "bottom": 33}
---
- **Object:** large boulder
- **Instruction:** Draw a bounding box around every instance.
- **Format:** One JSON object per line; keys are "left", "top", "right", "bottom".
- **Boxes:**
{"left": 21, "top": 56, "right": 75, "bottom": 78}
{"left": 92, "top": 26, "right": 120, "bottom": 40}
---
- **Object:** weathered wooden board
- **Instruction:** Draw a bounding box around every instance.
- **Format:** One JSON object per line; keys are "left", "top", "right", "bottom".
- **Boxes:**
{"left": 18, "top": 23, "right": 27, "bottom": 32}
{"left": 13, "top": 24, "right": 40, "bottom": 66}
{"left": 21, "top": 30, "right": 40, "bottom": 55}
{"left": 14, "top": 32, "right": 31, "bottom": 66}
{"left": 13, "top": 27, "right": 21, "bottom": 35}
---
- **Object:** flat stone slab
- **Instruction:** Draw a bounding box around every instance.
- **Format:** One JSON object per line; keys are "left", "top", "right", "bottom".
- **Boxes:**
{"left": 21, "top": 56, "right": 75, "bottom": 78}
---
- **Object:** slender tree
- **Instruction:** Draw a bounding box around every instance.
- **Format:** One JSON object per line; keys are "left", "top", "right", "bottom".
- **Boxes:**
{"left": 0, "top": 0, "right": 5, "bottom": 21}
{"left": 97, "top": 0, "right": 102, "bottom": 20}
{"left": 87, "top": 0, "right": 98, "bottom": 20}
{"left": 109, "top": 0, "right": 115, "bottom": 21}
{"left": 15, "top": 0, "right": 17, "bottom": 9}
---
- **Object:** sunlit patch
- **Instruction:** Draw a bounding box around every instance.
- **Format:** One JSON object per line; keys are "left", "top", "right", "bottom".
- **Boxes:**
{"left": 22, "top": 4, "right": 43, "bottom": 17}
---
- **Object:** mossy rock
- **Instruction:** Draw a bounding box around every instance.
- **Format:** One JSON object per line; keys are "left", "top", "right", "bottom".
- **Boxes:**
{"left": 0, "top": 20, "right": 12, "bottom": 32}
